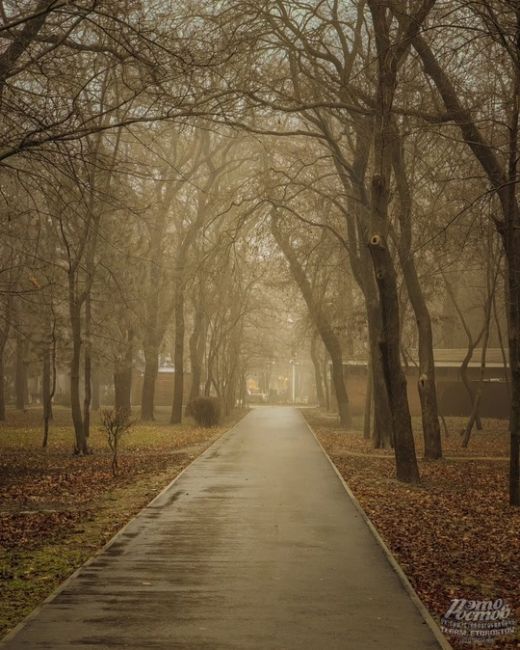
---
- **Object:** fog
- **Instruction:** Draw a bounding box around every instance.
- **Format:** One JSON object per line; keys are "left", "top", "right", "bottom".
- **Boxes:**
{"left": 0, "top": 3, "right": 519, "bottom": 647}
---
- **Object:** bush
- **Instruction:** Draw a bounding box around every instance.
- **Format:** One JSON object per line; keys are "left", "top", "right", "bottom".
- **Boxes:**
{"left": 188, "top": 396, "right": 221, "bottom": 427}
{"left": 100, "top": 408, "right": 132, "bottom": 476}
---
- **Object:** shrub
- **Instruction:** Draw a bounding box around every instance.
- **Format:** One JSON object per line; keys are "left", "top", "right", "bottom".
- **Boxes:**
{"left": 188, "top": 396, "right": 221, "bottom": 427}
{"left": 100, "top": 408, "right": 132, "bottom": 476}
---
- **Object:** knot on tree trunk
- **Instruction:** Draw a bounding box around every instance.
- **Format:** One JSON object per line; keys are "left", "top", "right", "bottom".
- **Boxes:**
{"left": 369, "top": 234, "right": 384, "bottom": 249}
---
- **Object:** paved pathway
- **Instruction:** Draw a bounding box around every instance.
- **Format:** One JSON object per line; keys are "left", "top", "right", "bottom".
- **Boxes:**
{"left": 2, "top": 407, "right": 445, "bottom": 649}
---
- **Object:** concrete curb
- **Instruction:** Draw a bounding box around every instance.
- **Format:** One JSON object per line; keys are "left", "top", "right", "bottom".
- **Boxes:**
{"left": 301, "top": 413, "right": 454, "bottom": 650}
{"left": 0, "top": 414, "right": 248, "bottom": 647}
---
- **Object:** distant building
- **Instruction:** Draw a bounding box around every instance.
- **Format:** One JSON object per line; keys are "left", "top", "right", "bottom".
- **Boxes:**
{"left": 131, "top": 364, "right": 192, "bottom": 406}
{"left": 345, "top": 348, "right": 510, "bottom": 419}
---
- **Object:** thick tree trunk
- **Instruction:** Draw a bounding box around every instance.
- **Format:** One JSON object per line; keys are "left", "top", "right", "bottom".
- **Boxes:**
{"left": 322, "top": 357, "right": 330, "bottom": 410}
{"left": 188, "top": 302, "right": 206, "bottom": 405}
{"left": 505, "top": 230, "right": 520, "bottom": 505}
{"left": 141, "top": 344, "right": 158, "bottom": 421}
{"left": 114, "top": 368, "right": 132, "bottom": 413}
{"left": 170, "top": 279, "right": 185, "bottom": 424}
{"left": 92, "top": 366, "right": 100, "bottom": 410}
{"left": 114, "top": 330, "right": 133, "bottom": 413}
{"left": 367, "top": 1, "right": 422, "bottom": 483}
{"left": 363, "top": 358, "right": 373, "bottom": 440}
{"left": 369, "top": 235, "right": 419, "bottom": 482}
{"left": 366, "top": 298, "right": 393, "bottom": 449}
{"left": 310, "top": 330, "right": 326, "bottom": 407}
{"left": 70, "top": 303, "right": 87, "bottom": 454}
{"left": 329, "top": 349, "right": 350, "bottom": 427}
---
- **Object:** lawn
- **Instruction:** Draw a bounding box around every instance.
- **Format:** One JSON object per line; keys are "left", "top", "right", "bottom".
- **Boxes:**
{"left": 0, "top": 406, "right": 244, "bottom": 639}
{"left": 303, "top": 409, "right": 520, "bottom": 650}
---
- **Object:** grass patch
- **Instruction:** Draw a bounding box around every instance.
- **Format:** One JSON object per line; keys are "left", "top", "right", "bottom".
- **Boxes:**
{"left": 0, "top": 406, "right": 246, "bottom": 638}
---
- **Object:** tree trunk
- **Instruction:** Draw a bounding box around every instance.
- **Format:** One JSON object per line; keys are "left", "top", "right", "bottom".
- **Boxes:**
{"left": 69, "top": 300, "right": 87, "bottom": 454}
{"left": 141, "top": 344, "right": 158, "bottom": 421}
{"left": 188, "top": 301, "right": 206, "bottom": 404}
{"left": 42, "top": 349, "right": 51, "bottom": 446}
{"left": 114, "top": 330, "right": 133, "bottom": 413}
{"left": 83, "top": 293, "right": 92, "bottom": 440}
{"left": 310, "top": 330, "right": 326, "bottom": 407}
{"left": 170, "top": 278, "right": 185, "bottom": 424}
{"left": 0, "top": 353, "right": 5, "bottom": 421}
{"left": 329, "top": 124, "right": 393, "bottom": 445}
{"left": 271, "top": 218, "right": 351, "bottom": 427}
{"left": 505, "top": 229, "right": 520, "bottom": 505}
{"left": 443, "top": 272, "right": 485, "bottom": 429}
{"left": 404, "top": 266, "right": 443, "bottom": 453}
{"left": 462, "top": 245, "right": 497, "bottom": 447}
{"left": 363, "top": 357, "right": 373, "bottom": 440}
{"left": 15, "top": 317, "right": 25, "bottom": 411}
{"left": 330, "top": 351, "right": 350, "bottom": 427}
{"left": 390, "top": 125, "right": 442, "bottom": 459}
{"left": 367, "top": 0, "right": 421, "bottom": 483}
{"left": 92, "top": 366, "right": 100, "bottom": 410}
{"left": 0, "top": 297, "right": 10, "bottom": 422}
{"left": 396, "top": 4, "right": 519, "bottom": 498}
{"left": 322, "top": 357, "right": 330, "bottom": 410}
{"left": 366, "top": 298, "right": 394, "bottom": 449}
{"left": 42, "top": 312, "right": 57, "bottom": 448}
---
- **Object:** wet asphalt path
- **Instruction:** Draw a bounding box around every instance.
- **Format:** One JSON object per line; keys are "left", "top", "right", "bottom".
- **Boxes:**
{"left": 1, "top": 407, "right": 443, "bottom": 649}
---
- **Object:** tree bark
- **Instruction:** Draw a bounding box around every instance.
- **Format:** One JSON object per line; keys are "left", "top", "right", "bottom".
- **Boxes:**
{"left": 42, "top": 317, "right": 56, "bottom": 449}
{"left": 364, "top": 356, "right": 373, "bottom": 440}
{"left": 14, "top": 310, "right": 25, "bottom": 411}
{"left": 141, "top": 344, "right": 158, "bottom": 421}
{"left": 0, "top": 354, "right": 5, "bottom": 422}
{"left": 507, "top": 260, "right": 520, "bottom": 505}
{"left": 367, "top": 0, "right": 423, "bottom": 483}
{"left": 366, "top": 298, "right": 394, "bottom": 449}
{"left": 69, "top": 298, "right": 87, "bottom": 454}
{"left": 114, "top": 329, "right": 133, "bottom": 413}
{"left": 42, "top": 349, "right": 51, "bottom": 432}
{"left": 0, "top": 297, "right": 11, "bottom": 421}
{"left": 83, "top": 292, "right": 92, "bottom": 440}
{"left": 310, "top": 329, "right": 326, "bottom": 407}
{"left": 170, "top": 277, "right": 185, "bottom": 424}
{"left": 322, "top": 356, "right": 330, "bottom": 410}
{"left": 92, "top": 365, "right": 100, "bottom": 410}
{"left": 188, "top": 299, "right": 206, "bottom": 405}
{"left": 325, "top": 117, "right": 393, "bottom": 446}
{"left": 390, "top": 122, "right": 442, "bottom": 459}
{"left": 271, "top": 218, "right": 351, "bottom": 427}
{"left": 391, "top": 0, "right": 520, "bottom": 503}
